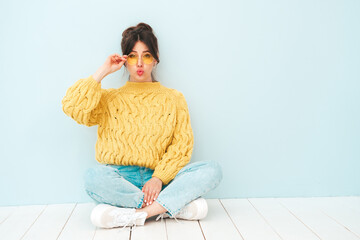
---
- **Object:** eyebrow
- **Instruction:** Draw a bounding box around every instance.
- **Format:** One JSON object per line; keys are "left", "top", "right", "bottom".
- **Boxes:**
{"left": 130, "top": 50, "right": 150, "bottom": 53}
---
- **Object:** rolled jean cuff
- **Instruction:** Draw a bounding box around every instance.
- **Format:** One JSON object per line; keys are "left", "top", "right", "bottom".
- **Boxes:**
{"left": 155, "top": 198, "right": 175, "bottom": 217}
{"left": 136, "top": 194, "right": 145, "bottom": 209}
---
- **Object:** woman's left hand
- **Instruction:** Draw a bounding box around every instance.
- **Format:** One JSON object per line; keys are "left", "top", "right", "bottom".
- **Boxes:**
{"left": 142, "top": 177, "right": 163, "bottom": 207}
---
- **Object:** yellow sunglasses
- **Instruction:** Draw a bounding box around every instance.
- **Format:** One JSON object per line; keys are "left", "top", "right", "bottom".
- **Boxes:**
{"left": 126, "top": 52, "right": 154, "bottom": 65}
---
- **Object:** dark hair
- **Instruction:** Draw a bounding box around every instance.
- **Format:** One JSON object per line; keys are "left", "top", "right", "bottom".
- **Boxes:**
{"left": 121, "top": 23, "right": 160, "bottom": 82}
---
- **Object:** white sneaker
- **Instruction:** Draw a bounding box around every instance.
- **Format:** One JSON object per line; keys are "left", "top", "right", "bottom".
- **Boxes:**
{"left": 156, "top": 197, "right": 208, "bottom": 222}
{"left": 91, "top": 204, "right": 148, "bottom": 229}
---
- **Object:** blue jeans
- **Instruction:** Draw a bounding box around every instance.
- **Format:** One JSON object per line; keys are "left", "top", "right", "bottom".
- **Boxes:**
{"left": 83, "top": 161, "right": 223, "bottom": 217}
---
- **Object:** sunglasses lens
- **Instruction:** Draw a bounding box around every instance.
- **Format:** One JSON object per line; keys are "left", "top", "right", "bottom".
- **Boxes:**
{"left": 127, "top": 54, "right": 137, "bottom": 65}
{"left": 143, "top": 53, "right": 154, "bottom": 64}
{"left": 126, "top": 53, "right": 154, "bottom": 65}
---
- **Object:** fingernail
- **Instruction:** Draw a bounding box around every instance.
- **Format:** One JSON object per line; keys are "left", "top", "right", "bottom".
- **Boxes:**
{"left": 150, "top": 201, "right": 152, "bottom": 204}
{"left": 144, "top": 200, "right": 147, "bottom": 202}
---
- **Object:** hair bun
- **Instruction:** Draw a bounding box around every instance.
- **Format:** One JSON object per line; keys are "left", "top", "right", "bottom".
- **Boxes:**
{"left": 136, "top": 22, "right": 153, "bottom": 32}
{"left": 122, "top": 22, "right": 153, "bottom": 38}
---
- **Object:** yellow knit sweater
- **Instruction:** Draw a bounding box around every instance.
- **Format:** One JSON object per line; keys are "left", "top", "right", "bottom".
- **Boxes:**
{"left": 61, "top": 75, "right": 194, "bottom": 185}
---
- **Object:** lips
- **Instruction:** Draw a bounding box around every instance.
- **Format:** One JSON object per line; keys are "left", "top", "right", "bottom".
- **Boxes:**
{"left": 137, "top": 70, "right": 144, "bottom": 76}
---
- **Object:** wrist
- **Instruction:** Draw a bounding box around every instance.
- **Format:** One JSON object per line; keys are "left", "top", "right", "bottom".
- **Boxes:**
{"left": 153, "top": 176, "right": 163, "bottom": 183}
{"left": 93, "top": 66, "right": 108, "bottom": 83}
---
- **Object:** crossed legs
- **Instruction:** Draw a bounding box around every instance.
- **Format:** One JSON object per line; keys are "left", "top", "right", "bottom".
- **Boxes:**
{"left": 84, "top": 161, "right": 223, "bottom": 220}
{"left": 136, "top": 201, "right": 167, "bottom": 219}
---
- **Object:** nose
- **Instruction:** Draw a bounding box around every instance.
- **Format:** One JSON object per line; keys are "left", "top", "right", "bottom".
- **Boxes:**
{"left": 137, "top": 56, "right": 143, "bottom": 67}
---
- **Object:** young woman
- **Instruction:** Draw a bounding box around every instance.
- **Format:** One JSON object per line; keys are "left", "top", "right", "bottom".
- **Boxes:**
{"left": 61, "top": 22, "right": 223, "bottom": 229}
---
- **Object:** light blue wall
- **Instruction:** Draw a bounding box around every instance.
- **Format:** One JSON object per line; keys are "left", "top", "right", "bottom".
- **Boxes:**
{"left": 0, "top": 0, "right": 359, "bottom": 206}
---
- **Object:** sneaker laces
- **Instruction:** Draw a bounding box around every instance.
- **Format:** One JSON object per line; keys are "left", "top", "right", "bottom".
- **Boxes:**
{"left": 155, "top": 212, "right": 182, "bottom": 224}
{"left": 155, "top": 213, "right": 167, "bottom": 222}
{"left": 111, "top": 211, "right": 141, "bottom": 233}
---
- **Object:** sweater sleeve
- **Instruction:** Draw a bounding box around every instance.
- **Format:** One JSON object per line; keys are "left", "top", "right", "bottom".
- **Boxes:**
{"left": 61, "top": 75, "right": 105, "bottom": 127}
{"left": 152, "top": 91, "right": 194, "bottom": 185}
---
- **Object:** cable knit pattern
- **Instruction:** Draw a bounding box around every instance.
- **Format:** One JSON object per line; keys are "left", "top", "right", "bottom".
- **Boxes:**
{"left": 61, "top": 75, "right": 194, "bottom": 185}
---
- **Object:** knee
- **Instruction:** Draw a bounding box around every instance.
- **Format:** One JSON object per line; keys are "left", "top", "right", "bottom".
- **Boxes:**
{"left": 83, "top": 167, "right": 97, "bottom": 191}
{"left": 203, "top": 161, "right": 223, "bottom": 184}
{"left": 83, "top": 165, "right": 110, "bottom": 191}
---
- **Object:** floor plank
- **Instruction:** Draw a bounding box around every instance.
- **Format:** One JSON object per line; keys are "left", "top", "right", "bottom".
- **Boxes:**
{"left": 93, "top": 226, "right": 131, "bottom": 240}
{"left": 221, "top": 198, "right": 281, "bottom": 240}
{"left": 0, "top": 206, "right": 18, "bottom": 224}
{"left": 21, "top": 203, "right": 75, "bottom": 240}
{"left": 58, "top": 203, "right": 97, "bottom": 240}
{"left": 248, "top": 198, "right": 320, "bottom": 240}
{"left": 166, "top": 218, "right": 204, "bottom": 240}
{"left": 200, "top": 199, "right": 242, "bottom": 240}
{"left": 0, "top": 204, "right": 46, "bottom": 240}
{"left": 278, "top": 197, "right": 359, "bottom": 240}
{"left": 301, "top": 197, "right": 360, "bottom": 238}
{"left": 333, "top": 197, "right": 360, "bottom": 213}
{"left": 130, "top": 216, "right": 167, "bottom": 240}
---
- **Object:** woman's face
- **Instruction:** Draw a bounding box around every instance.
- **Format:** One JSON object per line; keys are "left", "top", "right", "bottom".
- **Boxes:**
{"left": 125, "top": 41, "right": 157, "bottom": 82}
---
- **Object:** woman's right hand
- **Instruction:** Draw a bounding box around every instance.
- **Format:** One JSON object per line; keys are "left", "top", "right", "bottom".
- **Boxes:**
{"left": 104, "top": 53, "right": 128, "bottom": 75}
{"left": 93, "top": 53, "right": 128, "bottom": 83}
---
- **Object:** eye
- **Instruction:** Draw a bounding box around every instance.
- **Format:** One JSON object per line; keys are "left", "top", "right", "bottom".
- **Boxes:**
{"left": 143, "top": 53, "right": 152, "bottom": 59}
{"left": 128, "top": 54, "right": 137, "bottom": 58}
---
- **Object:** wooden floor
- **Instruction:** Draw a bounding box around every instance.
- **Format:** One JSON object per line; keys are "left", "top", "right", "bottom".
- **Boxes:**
{"left": 0, "top": 196, "right": 359, "bottom": 240}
